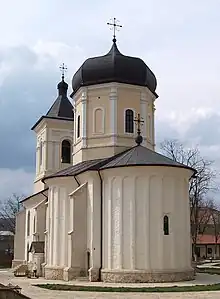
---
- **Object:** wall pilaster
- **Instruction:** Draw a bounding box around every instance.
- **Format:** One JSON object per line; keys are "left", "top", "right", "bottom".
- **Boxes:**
{"left": 109, "top": 87, "right": 117, "bottom": 145}
{"left": 140, "top": 92, "right": 147, "bottom": 147}
{"left": 81, "top": 90, "right": 87, "bottom": 148}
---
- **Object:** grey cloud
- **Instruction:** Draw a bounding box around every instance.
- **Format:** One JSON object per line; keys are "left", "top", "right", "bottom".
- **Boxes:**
{"left": 0, "top": 45, "right": 62, "bottom": 171}
{"left": 0, "top": 46, "right": 38, "bottom": 69}
{"left": 155, "top": 118, "right": 179, "bottom": 145}
{"left": 185, "top": 114, "right": 220, "bottom": 147}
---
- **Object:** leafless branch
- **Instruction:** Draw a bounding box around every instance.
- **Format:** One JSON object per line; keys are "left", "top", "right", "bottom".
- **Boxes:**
{"left": 0, "top": 193, "right": 25, "bottom": 234}
{"left": 160, "top": 139, "right": 218, "bottom": 260}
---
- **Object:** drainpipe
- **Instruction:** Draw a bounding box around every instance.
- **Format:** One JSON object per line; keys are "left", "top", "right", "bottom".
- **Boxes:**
{"left": 74, "top": 175, "right": 80, "bottom": 187}
{"left": 97, "top": 170, "right": 103, "bottom": 281}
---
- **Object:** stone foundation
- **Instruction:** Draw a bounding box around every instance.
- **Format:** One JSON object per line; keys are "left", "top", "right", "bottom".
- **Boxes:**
{"left": 41, "top": 262, "right": 46, "bottom": 277}
{"left": 101, "top": 268, "right": 195, "bottom": 283}
{"left": 89, "top": 268, "right": 100, "bottom": 282}
{"left": 44, "top": 266, "right": 64, "bottom": 280}
{"left": 63, "top": 267, "right": 85, "bottom": 281}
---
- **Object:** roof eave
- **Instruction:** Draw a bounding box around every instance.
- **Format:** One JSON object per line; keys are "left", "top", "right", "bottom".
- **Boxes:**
{"left": 31, "top": 115, "right": 74, "bottom": 131}
{"left": 100, "top": 163, "right": 196, "bottom": 174}
{"left": 20, "top": 188, "right": 49, "bottom": 203}
{"left": 42, "top": 163, "right": 196, "bottom": 183}
{"left": 70, "top": 81, "right": 158, "bottom": 98}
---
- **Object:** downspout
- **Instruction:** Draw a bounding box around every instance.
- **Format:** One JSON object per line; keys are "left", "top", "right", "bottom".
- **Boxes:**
{"left": 74, "top": 175, "right": 80, "bottom": 187}
{"left": 97, "top": 170, "right": 103, "bottom": 281}
{"left": 42, "top": 192, "right": 48, "bottom": 200}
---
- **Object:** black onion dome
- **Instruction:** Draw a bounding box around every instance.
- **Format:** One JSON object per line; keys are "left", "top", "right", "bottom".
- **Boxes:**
{"left": 72, "top": 42, "right": 157, "bottom": 95}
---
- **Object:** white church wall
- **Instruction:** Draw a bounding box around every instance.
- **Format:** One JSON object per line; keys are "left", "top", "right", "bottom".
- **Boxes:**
{"left": 69, "top": 184, "right": 87, "bottom": 272}
{"left": 45, "top": 177, "right": 77, "bottom": 270}
{"left": 25, "top": 208, "right": 34, "bottom": 262}
{"left": 101, "top": 166, "right": 193, "bottom": 273}
{"left": 72, "top": 82, "right": 157, "bottom": 165}
{"left": 47, "top": 126, "right": 73, "bottom": 171}
{"left": 34, "top": 125, "right": 47, "bottom": 192}
{"left": 35, "top": 201, "right": 46, "bottom": 242}
{"left": 77, "top": 171, "right": 102, "bottom": 280}
{"left": 88, "top": 172, "right": 101, "bottom": 280}
{"left": 12, "top": 209, "right": 26, "bottom": 267}
{"left": 33, "top": 119, "right": 74, "bottom": 193}
{"left": 22, "top": 194, "right": 47, "bottom": 263}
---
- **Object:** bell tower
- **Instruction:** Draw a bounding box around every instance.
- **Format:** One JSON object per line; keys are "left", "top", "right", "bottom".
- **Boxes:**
{"left": 32, "top": 65, "right": 74, "bottom": 192}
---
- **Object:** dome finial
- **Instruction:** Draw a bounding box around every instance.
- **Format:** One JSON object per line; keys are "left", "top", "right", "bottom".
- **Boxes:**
{"left": 59, "top": 62, "right": 67, "bottom": 81}
{"left": 134, "top": 113, "right": 144, "bottom": 145}
{"left": 58, "top": 63, "right": 68, "bottom": 96}
{"left": 107, "top": 17, "right": 122, "bottom": 43}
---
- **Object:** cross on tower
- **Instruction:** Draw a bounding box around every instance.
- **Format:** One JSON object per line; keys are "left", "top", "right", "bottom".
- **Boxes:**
{"left": 59, "top": 63, "right": 67, "bottom": 81}
{"left": 134, "top": 113, "right": 144, "bottom": 145}
{"left": 107, "top": 17, "right": 122, "bottom": 42}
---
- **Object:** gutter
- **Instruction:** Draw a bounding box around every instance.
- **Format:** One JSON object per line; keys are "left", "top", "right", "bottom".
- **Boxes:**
{"left": 97, "top": 170, "right": 103, "bottom": 281}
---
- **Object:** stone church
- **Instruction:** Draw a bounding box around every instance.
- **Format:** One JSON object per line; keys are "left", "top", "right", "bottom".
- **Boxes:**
{"left": 13, "top": 27, "right": 196, "bottom": 282}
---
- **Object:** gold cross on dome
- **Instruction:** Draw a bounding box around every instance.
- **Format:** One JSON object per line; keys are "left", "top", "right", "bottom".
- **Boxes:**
{"left": 134, "top": 113, "right": 144, "bottom": 133}
{"left": 59, "top": 63, "right": 67, "bottom": 80}
{"left": 107, "top": 17, "right": 122, "bottom": 42}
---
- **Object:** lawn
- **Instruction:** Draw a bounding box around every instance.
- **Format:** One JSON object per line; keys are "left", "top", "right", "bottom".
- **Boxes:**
{"left": 196, "top": 267, "right": 220, "bottom": 275}
{"left": 34, "top": 283, "right": 220, "bottom": 293}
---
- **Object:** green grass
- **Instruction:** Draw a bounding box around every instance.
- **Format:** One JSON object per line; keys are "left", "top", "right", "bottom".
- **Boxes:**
{"left": 196, "top": 267, "right": 220, "bottom": 275}
{"left": 34, "top": 283, "right": 220, "bottom": 293}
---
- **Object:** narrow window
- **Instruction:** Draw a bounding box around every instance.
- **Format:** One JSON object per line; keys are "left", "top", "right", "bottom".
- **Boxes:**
{"left": 39, "top": 141, "right": 43, "bottom": 166}
{"left": 27, "top": 243, "right": 29, "bottom": 261}
{"left": 33, "top": 216, "right": 36, "bottom": 234}
{"left": 125, "top": 109, "right": 134, "bottom": 133}
{"left": 163, "top": 215, "right": 169, "bottom": 235}
{"left": 61, "top": 140, "right": 71, "bottom": 163}
{"left": 77, "top": 115, "right": 80, "bottom": 138}
{"left": 27, "top": 211, "right": 30, "bottom": 236}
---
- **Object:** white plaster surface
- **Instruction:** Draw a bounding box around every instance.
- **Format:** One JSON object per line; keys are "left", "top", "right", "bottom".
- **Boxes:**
{"left": 102, "top": 166, "right": 193, "bottom": 277}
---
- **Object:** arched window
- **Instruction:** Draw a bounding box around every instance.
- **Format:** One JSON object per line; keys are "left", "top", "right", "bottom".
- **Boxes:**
{"left": 163, "top": 215, "right": 169, "bottom": 235}
{"left": 61, "top": 140, "right": 71, "bottom": 163}
{"left": 77, "top": 115, "right": 80, "bottom": 138}
{"left": 125, "top": 109, "right": 134, "bottom": 133}
{"left": 27, "top": 211, "right": 30, "bottom": 236}
{"left": 39, "top": 141, "right": 43, "bottom": 166}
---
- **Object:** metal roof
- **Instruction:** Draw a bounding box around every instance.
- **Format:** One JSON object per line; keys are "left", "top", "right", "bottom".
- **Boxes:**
{"left": 72, "top": 41, "right": 157, "bottom": 96}
{"left": 43, "top": 145, "right": 196, "bottom": 182}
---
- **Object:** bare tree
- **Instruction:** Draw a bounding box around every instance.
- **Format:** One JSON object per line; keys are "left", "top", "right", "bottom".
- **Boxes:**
{"left": 160, "top": 139, "right": 217, "bottom": 261}
{"left": 0, "top": 193, "right": 25, "bottom": 234}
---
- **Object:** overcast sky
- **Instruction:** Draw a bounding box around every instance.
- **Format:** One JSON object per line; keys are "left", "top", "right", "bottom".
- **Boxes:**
{"left": 0, "top": 0, "right": 220, "bottom": 199}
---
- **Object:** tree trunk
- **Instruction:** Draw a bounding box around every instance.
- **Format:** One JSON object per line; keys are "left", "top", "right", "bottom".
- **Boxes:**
{"left": 193, "top": 241, "right": 197, "bottom": 262}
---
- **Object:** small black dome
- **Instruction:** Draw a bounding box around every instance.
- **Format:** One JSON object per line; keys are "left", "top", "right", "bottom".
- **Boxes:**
{"left": 72, "top": 42, "right": 157, "bottom": 95}
{"left": 57, "top": 78, "right": 68, "bottom": 96}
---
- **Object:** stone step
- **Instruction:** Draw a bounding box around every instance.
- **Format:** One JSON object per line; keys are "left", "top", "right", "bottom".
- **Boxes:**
{"left": 75, "top": 276, "right": 89, "bottom": 281}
